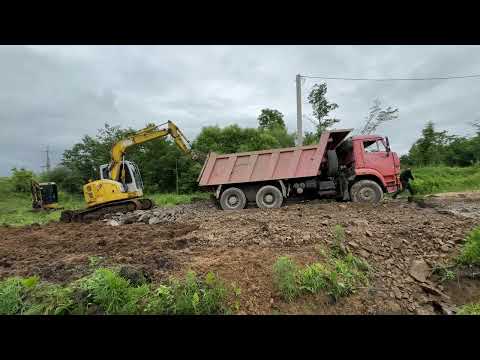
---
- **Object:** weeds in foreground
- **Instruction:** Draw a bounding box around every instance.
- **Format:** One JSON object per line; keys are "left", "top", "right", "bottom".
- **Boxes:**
{"left": 457, "top": 227, "right": 480, "bottom": 266}
{"left": 432, "top": 265, "right": 457, "bottom": 282}
{"left": 273, "top": 249, "right": 370, "bottom": 302}
{"left": 0, "top": 268, "right": 237, "bottom": 315}
{"left": 273, "top": 257, "right": 300, "bottom": 302}
{"left": 457, "top": 303, "right": 480, "bottom": 315}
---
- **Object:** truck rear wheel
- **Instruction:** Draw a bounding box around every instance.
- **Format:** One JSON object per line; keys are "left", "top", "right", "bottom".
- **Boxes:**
{"left": 350, "top": 180, "right": 383, "bottom": 203}
{"left": 256, "top": 185, "right": 283, "bottom": 209}
{"left": 219, "top": 187, "right": 247, "bottom": 210}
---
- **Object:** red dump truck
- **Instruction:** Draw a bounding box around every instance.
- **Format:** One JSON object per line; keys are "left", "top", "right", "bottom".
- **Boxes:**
{"left": 197, "top": 129, "right": 401, "bottom": 210}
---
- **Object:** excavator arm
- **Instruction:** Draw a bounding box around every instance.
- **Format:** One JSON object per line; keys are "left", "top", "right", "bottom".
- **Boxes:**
{"left": 109, "top": 120, "right": 194, "bottom": 181}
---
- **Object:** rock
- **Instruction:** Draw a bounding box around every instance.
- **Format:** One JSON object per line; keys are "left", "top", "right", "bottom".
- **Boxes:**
{"left": 138, "top": 213, "right": 151, "bottom": 223}
{"left": 348, "top": 241, "right": 359, "bottom": 249}
{"left": 386, "top": 301, "right": 402, "bottom": 313}
{"left": 409, "top": 259, "right": 430, "bottom": 283}
{"left": 123, "top": 217, "right": 137, "bottom": 225}
{"left": 393, "top": 287, "right": 403, "bottom": 300}
{"left": 440, "top": 244, "right": 451, "bottom": 252}
{"left": 419, "top": 282, "right": 450, "bottom": 299}
{"left": 148, "top": 217, "right": 161, "bottom": 225}
{"left": 359, "top": 249, "right": 370, "bottom": 258}
{"left": 107, "top": 220, "right": 120, "bottom": 226}
{"left": 118, "top": 266, "right": 150, "bottom": 286}
{"left": 365, "top": 230, "right": 373, "bottom": 237}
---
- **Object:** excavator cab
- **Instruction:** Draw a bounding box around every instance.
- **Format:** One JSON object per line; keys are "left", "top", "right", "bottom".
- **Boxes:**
{"left": 99, "top": 160, "right": 144, "bottom": 193}
{"left": 31, "top": 180, "right": 60, "bottom": 211}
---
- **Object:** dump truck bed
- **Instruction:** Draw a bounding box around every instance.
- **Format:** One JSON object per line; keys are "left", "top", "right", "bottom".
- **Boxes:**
{"left": 198, "top": 129, "right": 351, "bottom": 187}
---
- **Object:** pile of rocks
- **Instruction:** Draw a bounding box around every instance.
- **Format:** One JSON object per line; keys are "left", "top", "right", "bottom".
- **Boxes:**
{"left": 102, "top": 200, "right": 216, "bottom": 226}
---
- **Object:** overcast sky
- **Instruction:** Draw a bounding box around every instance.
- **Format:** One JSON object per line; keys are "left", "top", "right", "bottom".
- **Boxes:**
{"left": 1, "top": 45, "right": 480, "bottom": 176}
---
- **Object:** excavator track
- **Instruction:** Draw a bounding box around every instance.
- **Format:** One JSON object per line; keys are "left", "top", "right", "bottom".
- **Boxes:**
{"left": 60, "top": 198, "right": 154, "bottom": 223}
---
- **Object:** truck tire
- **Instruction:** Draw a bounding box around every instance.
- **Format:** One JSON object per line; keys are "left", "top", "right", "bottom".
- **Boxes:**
{"left": 350, "top": 180, "right": 383, "bottom": 203}
{"left": 256, "top": 185, "right": 283, "bottom": 209}
{"left": 219, "top": 187, "right": 247, "bottom": 210}
{"left": 327, "top": 150, "right": 338, "bottom": 177}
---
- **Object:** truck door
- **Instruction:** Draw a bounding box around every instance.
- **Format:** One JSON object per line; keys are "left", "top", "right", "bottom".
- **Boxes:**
{"left": 361, "top": 139, "right": 396, "bottom": 179}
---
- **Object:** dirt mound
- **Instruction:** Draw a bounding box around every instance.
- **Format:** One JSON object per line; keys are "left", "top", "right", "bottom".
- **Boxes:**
{"left": 0, "top": 195, "right": 479, "bottom": 314}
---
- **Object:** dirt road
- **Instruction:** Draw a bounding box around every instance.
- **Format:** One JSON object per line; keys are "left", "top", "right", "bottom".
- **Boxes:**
{"left": 0, "top": 194, "right": 479, "bottom": 314}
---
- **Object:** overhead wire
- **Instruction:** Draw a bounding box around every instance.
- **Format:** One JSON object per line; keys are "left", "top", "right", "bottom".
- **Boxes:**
{"left": 300, "top": 74, "right": 480, "bottom": 81}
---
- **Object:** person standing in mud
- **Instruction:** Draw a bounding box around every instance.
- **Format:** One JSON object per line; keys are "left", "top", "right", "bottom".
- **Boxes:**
{"left": 393, "top": 168, "right": 415, "bottom": 199}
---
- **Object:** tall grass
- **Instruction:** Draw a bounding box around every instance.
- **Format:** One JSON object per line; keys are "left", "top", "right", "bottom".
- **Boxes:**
{"left": 0, "top": 268, "right": 238, "bottom": 315}
{"left": 411, "top": 165, "right": 480, "bottom": 195}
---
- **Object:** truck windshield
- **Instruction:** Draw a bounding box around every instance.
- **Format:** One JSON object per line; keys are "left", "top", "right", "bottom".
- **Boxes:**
{"left": 363, "top": 140, "right": 386, "bottom": 153}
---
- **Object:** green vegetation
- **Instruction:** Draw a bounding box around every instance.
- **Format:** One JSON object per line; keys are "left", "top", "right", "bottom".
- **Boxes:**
{"left": 457, "top": 226, "right": 480, "bottom": 266}
{"left": 0, "top": 268, "right": 238, "bottom": 315}
{"left": 432, "top": 265, "right": 457, "bottom": 283}
{"left": 401, "top": 121, "right": 480, "bottom": 167}
{"left": 0, "top": 177, "right": 210, "bottom": 226}
{"left": 272, "top": 257, "right": 301, "bottom": 302}
{"left": 273, "top": 231, "right": 371, "bottom": 302}
{"left": 410, "top": 165, "right": 480, "bottom": 195}
{"left": 457, "top": 303, "right": 480, "bottom": 315}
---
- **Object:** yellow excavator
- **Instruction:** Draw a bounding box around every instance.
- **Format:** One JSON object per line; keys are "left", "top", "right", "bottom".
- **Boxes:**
{"left": 60, "top": 121, "right": 194, "bottom": 222}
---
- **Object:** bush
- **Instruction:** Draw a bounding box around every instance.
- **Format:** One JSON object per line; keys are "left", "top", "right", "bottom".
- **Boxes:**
{"left": 75, "top": 268, "right": 150, "bottom": 315}
{"left": 10, "top": 168, "right": 34, "bottom": 193}
{"left": 273, "top": 257, "right": 300, "bottom": 302}
{"left": 273, "top": 252, "right": 371, "bottom": 302}
{"left": 457, "top": 303, "right": 480, "bottom": 315}
{"left": 23, "top": 284, "right": 75, "bottom": 315}
{"left": 41, "top": 166, "right": 84, "bottom": 194}
{"left": 0, "top": 276, "right": 39, "bottom": 314}
{"left": 170, "top": 271, "right": 230, "bottom": 315}
{"left": 457, "top": 227, "right": 480, "bottom": 266}
{"left": 0, "top": 268, "right": 237, "bottom": 315}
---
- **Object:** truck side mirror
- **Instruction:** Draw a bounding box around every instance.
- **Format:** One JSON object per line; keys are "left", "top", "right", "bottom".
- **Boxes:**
{"left": 385, "top": 137, "right": 391, "bottom": 153}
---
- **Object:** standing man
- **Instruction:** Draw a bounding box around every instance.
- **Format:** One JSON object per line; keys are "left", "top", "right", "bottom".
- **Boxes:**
{"left": 393, "top": 168, "right": 415, "bottom": 199}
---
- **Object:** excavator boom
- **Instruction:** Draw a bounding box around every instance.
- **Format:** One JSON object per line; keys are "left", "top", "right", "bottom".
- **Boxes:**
{"left": 109, "top": 120, "right": 193, "bottom": 182}
{"left": 61, "top": 120, "right": 196, "bottom": 223}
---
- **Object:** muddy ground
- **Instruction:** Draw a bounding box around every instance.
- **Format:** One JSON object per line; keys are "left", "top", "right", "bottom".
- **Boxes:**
{"left": 0, "top": 192, "right": 479, "bottom": 315}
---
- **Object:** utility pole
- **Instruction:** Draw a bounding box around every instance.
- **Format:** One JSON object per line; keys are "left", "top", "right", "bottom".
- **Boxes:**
{"left": 175, "top": 159, "right": 179, "bottom": 195}
{"left": 46, "top": 145, "right": 51, "bottom": 172}
{"left": 41, "top": 146, "right": 51, "bottom": 172}
{"left": 296, "top": 74, "right": 303, "bottom": 146}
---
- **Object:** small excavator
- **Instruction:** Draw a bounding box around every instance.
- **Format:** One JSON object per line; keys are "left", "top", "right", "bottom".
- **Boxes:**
{"left": 60, "top": 121, "right": 195, "bottom": 222}
{"left": 31, "top": 179, "right": 61, "bottom": 211}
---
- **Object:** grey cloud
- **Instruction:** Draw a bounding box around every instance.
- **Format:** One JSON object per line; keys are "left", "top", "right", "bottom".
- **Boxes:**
{"left": 1, "top": 45, "right": 480, "bottom": 176}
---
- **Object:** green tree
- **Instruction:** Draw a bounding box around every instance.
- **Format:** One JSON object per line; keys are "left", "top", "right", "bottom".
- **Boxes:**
{"left": 407, "top": 122, "right": 452, "bottom": 166}
{"left": 41, "top": 166, "right": 87, "bottom": 194}
{"left": 304, "top": 83, "right": 339, "bottom": 145}
{"left": 258, "top": 109, "right": 286, "bottom": 130}
{"left": 11, "top": 168, "right": 34, "bottom": 193}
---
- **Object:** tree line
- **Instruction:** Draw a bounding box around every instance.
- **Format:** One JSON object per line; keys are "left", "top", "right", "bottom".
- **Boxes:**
{"left": 401, "top": 121, "right": 480, "bottom": 167}
{"left": 9, "top": 82, "right": 478, "bottom": 195}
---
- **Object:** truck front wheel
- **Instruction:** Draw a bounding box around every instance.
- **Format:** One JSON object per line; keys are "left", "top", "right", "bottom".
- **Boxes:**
{"left": 256, "top": 185, "right": 283, "bottom": 209}
{"left": 219, "top": 187, "right": 247, "bottom": 210}
{"left": 350, "top": 180, "right": 383, "bottom": 203}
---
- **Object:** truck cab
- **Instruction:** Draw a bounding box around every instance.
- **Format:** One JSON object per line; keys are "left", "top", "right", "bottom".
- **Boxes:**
{"left": 350, "top": 135, "right": 401, "bottom": 193}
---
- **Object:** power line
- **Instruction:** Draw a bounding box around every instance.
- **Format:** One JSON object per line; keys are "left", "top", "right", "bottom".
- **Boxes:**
{"left": 300, "top": 74, "right": 480, "bottom": 81}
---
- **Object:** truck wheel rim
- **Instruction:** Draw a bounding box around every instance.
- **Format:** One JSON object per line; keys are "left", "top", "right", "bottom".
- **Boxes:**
{"left": 264, "top": 193, "right": 274, "bottom": 204}
{"left": 359, "top": 188, "right": 374, "bottom": 201}
{"left": 228, "top": 195, "right": 239, "bottom": 206}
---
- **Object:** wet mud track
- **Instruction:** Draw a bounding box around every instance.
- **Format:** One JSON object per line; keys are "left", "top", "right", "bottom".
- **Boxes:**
{"left": 0, "top": 195, "right": 479, "bottom": 314}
